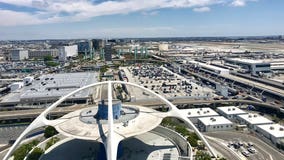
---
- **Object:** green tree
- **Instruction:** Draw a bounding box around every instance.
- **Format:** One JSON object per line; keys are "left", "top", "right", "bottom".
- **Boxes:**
{"left": 43, "top": 55, "right": 53, "bottom": 61}
{"left": 175, "top": 125, "right": 188, "bottom": 136}
{"left": 44, "top": 126, "right": 58, "bottom": 138}
{"left": 195, "top": 151, "right": 212, "bottom": 160}
{"left": 45, "top": 61, "right": 59, "bottom": 67}
{"left": 27, "top": 147, "right": 44, "bottom": 160}
{"left": 13, "top": 140, "right": 39, "bottom": 160}
{"left": 100, "top": 65, "right": 109, "bottom": 74}
{"left": 187, "top": 136, "right": 198, "bottom": 147}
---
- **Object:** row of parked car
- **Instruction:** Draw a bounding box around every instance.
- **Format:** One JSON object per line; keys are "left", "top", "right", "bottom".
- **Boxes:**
{"left": 227, "top": 141, "right": 256, "bottom": 157}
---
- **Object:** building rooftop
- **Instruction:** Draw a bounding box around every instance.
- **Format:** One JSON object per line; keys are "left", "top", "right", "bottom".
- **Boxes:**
{"left": 257, "top": 124, "right": 284, "bottom": 138}
{"left": 179, "top": 107, "right": 219, "bottom": 118}
{"left": 198, "top": 116, "right": 233, "bottom": 126}
{"left": 1, "top": 72, "right": 98, "bottom": 104}
{"left": 237, "top": 114, "right": 273, "bottom": 125}
{"left": 189, "top": 60, "right": 229, "bottom": 73}
{"left": 228, "top": 58, "right": 269, "bottom": 64}
{"left": 217, "top": 106, "right": 247, "bottom": 115}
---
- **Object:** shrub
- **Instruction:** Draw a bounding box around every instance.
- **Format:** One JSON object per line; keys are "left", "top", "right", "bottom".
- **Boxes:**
{"left": 13, "top": 140, "right": 39, "bottom": 160}
{"left": 45, "top": 137, "right": 60, "bottom": 150}
{"left": 27, "top": 147, "right": 44, "bottom": 160}
{"left": 44, "top": 126, "right": 58, "bottom": 138}
{"left": 195, "top": 151, "right": 211, "bottom": 160}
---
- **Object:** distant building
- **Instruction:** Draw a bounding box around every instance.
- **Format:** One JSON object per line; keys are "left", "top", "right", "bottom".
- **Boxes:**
{"left": 11, "top": 49, "right": 29, "bottom": 61}
{"left": 0, "top": 72, "right": 98, "bottom": 106}
{"left": 104, "top": 44, "right": 114, "bottom": 62}
{"left": 198, "top": 116, "right": 234, "bottom": 132}
{"left": 237, "top": 113, "right": 274, "bottom": 130}
{"left": 159, "top": 44, "right": 169, "bottom": 51}
{"left": 59, "top": 45, "right": 78, "bottom": 61}
{"left": 224, "top": 58, "right": 271, "bottom": 75}
{"left": 188, "top": 60, "right": 230, "bottom": 75}
{"left": 78, "top": 41, "right": 92, "bottom": 53}
{"left": 28, "top": 49, "right": 59, "bottom": 59}
{"left": 92, "top": 39, "right": 105, "bottom": 51}
{"left": 217, "top": 106, "right": 248, "bottom": 120}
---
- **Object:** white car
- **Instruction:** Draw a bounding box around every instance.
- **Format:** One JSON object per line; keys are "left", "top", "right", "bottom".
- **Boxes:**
{"left": 242, "top": 150, "right": 250, "bottom": 157}
{"left": 248, "top": 147, "right": 256, "bottom": 153}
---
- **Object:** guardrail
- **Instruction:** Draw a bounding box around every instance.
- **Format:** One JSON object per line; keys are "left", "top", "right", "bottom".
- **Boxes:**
{"left": 152, "top": 125, "right": 192, "bottom": 160}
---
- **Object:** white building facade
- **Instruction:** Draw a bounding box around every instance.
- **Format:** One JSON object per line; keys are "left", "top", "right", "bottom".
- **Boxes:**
{"left": 59, "top": 45, "right": 78, "bottom": 61}
{"left": 256, "top": 124, "right": 284, "bottom": 145}
{"left": 11, "top": 49, "right": 29, "bottom": 61}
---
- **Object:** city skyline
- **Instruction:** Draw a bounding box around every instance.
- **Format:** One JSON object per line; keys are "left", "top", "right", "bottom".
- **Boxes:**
{"left": 0, "top": 0, "right": 283, "bottom": 40}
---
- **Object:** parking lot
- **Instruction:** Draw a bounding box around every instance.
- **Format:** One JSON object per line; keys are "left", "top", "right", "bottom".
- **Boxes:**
{"left": 120, "top": 65, "right": 215, "bottom": 100}
{"left": 0, "top": 125, "right": 27, "bottom": 145}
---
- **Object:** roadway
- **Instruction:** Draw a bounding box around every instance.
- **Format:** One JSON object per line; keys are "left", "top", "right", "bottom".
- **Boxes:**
{"left": 181, "top": 67, "right": 284, "bottom": 100}
{"left": 0, "top": 98, "right": 280, "bottom": 121}
{"left": 205, "top": 131, "right": 284, "bottom": 160}
{"left": 0, "top": 104, "right": 85, "bottom": 120}
{"left": 205, "top": 136, "right": 242, "bottom": 160}
{"left": 127, "top": 98, "right": 280, "bottom": 110}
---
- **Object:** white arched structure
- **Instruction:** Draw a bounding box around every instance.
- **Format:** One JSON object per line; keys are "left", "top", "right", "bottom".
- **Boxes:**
{"left": 4, "top": 81, "right": 217, "bottom": 160}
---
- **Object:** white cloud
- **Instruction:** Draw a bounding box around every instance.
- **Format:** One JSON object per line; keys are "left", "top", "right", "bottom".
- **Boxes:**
{"left": 193, "top": 7, "right": 211, "bottom": 12}
{"left": 142, "top": 11, "right": 159, "bottom": 16}
{"left": 0, "top": 0, "right": 257, "bottom": 26}
{"left": 0, "top": 9, "right": 43, "bottom": 26}
{"left": 231, "top": 0, "right": 246, "bottom": 7}
{"left": 231, "top": 0, "right": 257, "bottom": 7}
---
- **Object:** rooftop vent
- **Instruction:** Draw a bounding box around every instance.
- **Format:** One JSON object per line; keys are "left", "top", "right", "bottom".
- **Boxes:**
{"left": 280, "top": 128, "right": 284, "bottom": 131}
{"left": 228, "top": 108, "right": 231, "bottom": 111}
{"left": 248, "top": 115, "right": 252, "bottom": 118}
{"left": 188, "top": 112, "right": 191, "bottom": 115}
{"left": 232, "top": 108, "right": 236, "bottom": 111}
{"left": 270, "top": 126, "right": 274, "bottom": 130}
{"left": 253, "top": 115, "right": 257, "bottom": 117}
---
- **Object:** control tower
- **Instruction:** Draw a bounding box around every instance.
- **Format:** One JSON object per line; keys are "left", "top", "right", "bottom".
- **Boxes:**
{"left": 97, "top": 100, "right": 122, "bottom": 120}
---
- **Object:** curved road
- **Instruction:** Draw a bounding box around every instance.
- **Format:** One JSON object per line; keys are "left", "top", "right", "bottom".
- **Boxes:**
{"left": 205, "top": 131, "right": 284, "bottom": 160}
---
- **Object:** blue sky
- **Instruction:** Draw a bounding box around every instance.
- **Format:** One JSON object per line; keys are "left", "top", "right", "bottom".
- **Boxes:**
{"left": 0, "top": 0, "right": 283, "bottom": 40}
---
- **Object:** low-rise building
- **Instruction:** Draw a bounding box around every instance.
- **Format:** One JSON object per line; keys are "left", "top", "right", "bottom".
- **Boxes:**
{"left": 237, "top": 113, "right": 274, "bottom": 130}
{"left": 11, "top": 49, "right": 29, "bottom": 61}
{"left": 59, "top": 45, "right": 78, "bottom": 61}
{"left": 224, "top": 58, "right": 271, "bottom": 75}
{"left": 179, "top": 108, "right": 219, "bottom": 124}
{"left": 28, "top": 49, "right": 59, "bottom": 59}
{"left": 198, "top": 116, "right": 234, "bottom": 132}
{"left": 217, "top": 106, "right": 248, "bottom": 120}
{"left": 256, "top": 124, "right": 284, "bottom": 145}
